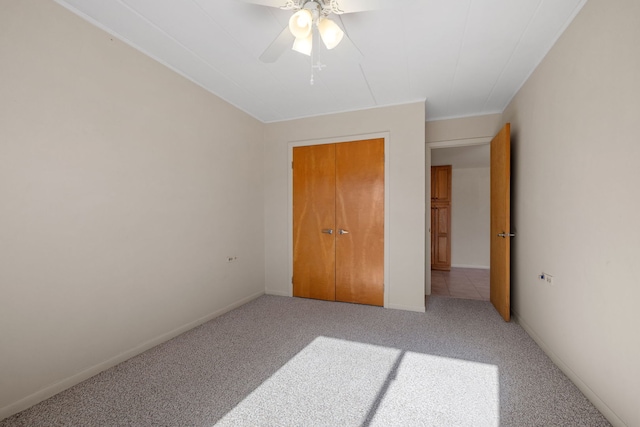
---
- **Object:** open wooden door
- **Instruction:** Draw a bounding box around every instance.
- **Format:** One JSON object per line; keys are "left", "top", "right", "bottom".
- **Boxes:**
{"left": 490, "top": 123, "right": 512, "bottom": 322}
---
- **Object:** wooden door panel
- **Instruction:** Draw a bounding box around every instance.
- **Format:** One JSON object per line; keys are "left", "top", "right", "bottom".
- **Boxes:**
{"left": 432, "top": 204, "right": 451, "bottom": 271}
{"left": 335, "top": 139, "right": 384, "bottom": 306}
{"left": 430, "top": 166, "right": 452, "bottom": 271}
{"left": 437, "top": 205, "right": 449, "bottom": 234}
{"left": 433, "top": 165, "right": 452, "bottom": 202}
{"left": 430, "top": 207, "right": 436, "bottom": 265}
{"left": 430, "top": 168, "right": 437, "bottom": 200}
{"left": 437, "top": 204, "right": 450, "bottom": 267}
{"left": 293, "top": 145, "right": 336, "bottom": 301}
{"left": 490, "top": 124, "right": 511, "bottom": 321}
{"left": 436, "top": 236, "right": 449, "bottom": 264}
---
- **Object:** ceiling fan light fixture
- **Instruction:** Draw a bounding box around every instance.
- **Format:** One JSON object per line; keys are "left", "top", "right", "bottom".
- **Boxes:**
{"left": 289, "top": 9, "right": 313, "bottom": 39}
{"left": 292, "top": 33, "right": 313, "bottom": 56}
{"left": 318, "top": 17, "right": 344, "bottom": 50}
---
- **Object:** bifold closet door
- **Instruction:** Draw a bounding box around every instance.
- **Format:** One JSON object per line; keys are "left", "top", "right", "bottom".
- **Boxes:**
{"left": 292, "top": 139, "right": 384, "bottom": 307}
{"left": 335, "top": 139, "right": 384, "bottom": 306}
{"left": 292, "top": 144, "right": 336, "bottom": 301}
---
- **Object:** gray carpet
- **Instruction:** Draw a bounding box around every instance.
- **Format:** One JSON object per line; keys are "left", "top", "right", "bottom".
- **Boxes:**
{"left": 1, "top": 295, "right": 610, "bottom": 426}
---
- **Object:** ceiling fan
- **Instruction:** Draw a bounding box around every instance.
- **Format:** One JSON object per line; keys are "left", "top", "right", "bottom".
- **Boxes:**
{"left": 239, "top": 0, "right": 391, "bottom": 63}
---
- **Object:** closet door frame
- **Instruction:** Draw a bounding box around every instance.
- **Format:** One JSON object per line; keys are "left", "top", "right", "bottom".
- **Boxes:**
{"left": 287, "top": 132, "right": 391, "bottom": 308}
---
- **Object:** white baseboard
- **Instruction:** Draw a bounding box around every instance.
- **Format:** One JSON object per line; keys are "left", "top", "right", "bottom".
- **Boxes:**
{"left": 0, "top": 290, "right": 264, "bottom": 421}
{"left": 265, "top": 289, "right": 290, "bottom": 297}
{"left": 386, "top": 303, "right": 426, "bottom": 313}
{"left": 513, "top": 311, "right": 626, "bottom": 427}
{"left": 264, "top": 292, "right": 426, "bottom": 314}
{"left": 451, "top": 264, "right": 490, "bottom": 269}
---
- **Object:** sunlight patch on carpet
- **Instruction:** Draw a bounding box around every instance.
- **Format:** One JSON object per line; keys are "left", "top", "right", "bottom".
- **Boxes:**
{"left": 368, "top": 351, "right": 499, "bottom": 426}
{"left": 214, "top": 336, "right": 499, "bottom": 426}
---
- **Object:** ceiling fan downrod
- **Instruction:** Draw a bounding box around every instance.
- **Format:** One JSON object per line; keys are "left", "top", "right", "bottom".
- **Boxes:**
{"left": 281, "top": 0, "right": 344, "bottom": 15}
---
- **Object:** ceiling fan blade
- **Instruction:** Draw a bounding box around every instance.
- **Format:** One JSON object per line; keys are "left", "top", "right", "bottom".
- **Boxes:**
{"left": 334, "top": 0, "right": 396, "bottom": 14}
{"left": 236, "top": 0, "right": 288, "bottom": 7}
{"left": 259, "top": 26, "right": 295, "bottom": 63}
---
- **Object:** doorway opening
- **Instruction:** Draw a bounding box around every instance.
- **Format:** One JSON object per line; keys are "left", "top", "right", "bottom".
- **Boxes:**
{"left": 431, "top": 268, "right": 490, "bottom": 301}
{"left": 427, "top": 139, "right": 491, "bottom": 301}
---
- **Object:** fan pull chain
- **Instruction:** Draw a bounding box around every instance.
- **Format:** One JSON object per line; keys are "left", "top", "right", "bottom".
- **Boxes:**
{"left": 309, "top": 30, "right": 326, "bottom": 85}
{"left": 310, "top": 28, "right": 317, "bottom": 85}
{"left": 312, "top": 60, "right": 326, "bottom": 85}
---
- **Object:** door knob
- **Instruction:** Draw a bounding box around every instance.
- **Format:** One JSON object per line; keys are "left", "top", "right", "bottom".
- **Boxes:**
{"left": 338, "top": 229, "right": 349, "bottom": 235}
{"left": 498, "top": 232, "right": 516, "bottom": 238}
{"left": 321, "top": 229, "right": 333, "bottom": 235}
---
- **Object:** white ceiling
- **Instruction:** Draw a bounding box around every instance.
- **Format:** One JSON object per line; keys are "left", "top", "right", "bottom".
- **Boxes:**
{"left": 54, "top": 0, "right": 587, "bottom": 123}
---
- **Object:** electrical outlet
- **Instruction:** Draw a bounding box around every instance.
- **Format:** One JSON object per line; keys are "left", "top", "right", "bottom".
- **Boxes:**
{"left": 539, "top": 272, "right": 554, "bottom": 286}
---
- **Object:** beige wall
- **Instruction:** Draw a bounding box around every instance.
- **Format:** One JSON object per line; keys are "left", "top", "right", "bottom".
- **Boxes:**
{"left": 450, "top": 168, "right": 490, "bottom": 268}
{"left": 264, "top": 103, "right": 426, "bottom": 312}
{"left": 425, "top": 114, "right": 502, "bottom": 143}
{"left": 502, "top": 0, "right": 640, "bottom": 425}
{"left": 0, "top": 0, "right": 265, "bottom": 418}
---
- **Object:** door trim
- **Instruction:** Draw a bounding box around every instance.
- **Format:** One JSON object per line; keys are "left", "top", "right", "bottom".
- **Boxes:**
{"left": 426, "top": 136, "right": 492, "bottom": 296}
{"left": 288, "top": 132, "right": 391, "bottom": 308}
